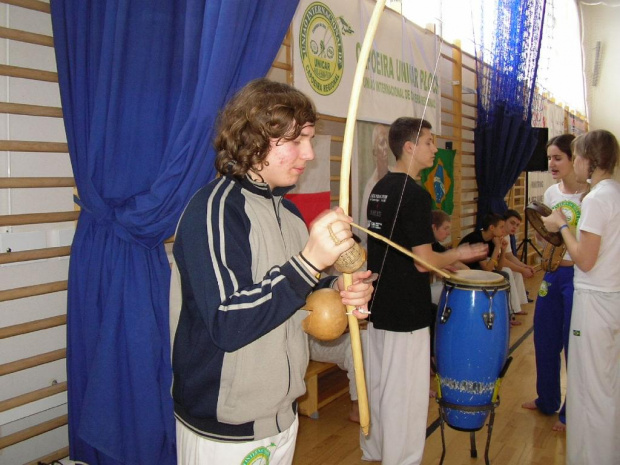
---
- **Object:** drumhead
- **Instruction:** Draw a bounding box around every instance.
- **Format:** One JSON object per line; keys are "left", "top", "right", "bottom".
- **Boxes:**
{"left": 447, "top": 270, "right": 505, "bottom": 285}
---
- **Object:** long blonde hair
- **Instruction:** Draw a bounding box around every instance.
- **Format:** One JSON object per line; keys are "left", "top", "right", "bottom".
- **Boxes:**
{"left": 572, "top": 130, "right": 620, "bottom": 178}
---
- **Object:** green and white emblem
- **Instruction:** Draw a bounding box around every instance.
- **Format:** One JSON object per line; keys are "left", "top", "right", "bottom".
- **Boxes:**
{"left": 299, "top": 2, "right": 346, "bottom": 96}
{"left": 538, "top": 280, "right": 549, "bottom": 297}
{"left": 241, "top": 443, "right": 276, "bottom": 465}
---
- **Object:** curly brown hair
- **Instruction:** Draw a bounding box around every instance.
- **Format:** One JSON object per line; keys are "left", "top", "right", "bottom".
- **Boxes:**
{"left": 214, "top": 79, "right": 317, "bottom": 178}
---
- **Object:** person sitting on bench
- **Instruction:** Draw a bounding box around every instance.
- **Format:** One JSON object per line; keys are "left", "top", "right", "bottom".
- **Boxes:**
{"left": 308, "top": 333, "right": 360, "bottom": 422}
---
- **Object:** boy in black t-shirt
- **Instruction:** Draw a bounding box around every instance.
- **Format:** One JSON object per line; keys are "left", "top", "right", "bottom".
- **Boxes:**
{"left": 459, "top": 213, "right": 526, "bottom": 325}
{"left": 361, "top": 117, "right": 486, "bottom": 464}
{"left": 459, "top": 213, "right": 506, "bottom": 271}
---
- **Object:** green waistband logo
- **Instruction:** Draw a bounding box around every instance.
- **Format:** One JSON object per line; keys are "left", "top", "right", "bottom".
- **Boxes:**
{"left": 241, "top": 444, "right": 275, "bottom": 464}
{"left": 538, "top": 280, "right": 549, "bottom": 297}
{"left": 299, "top": 2, "right": 347, "bottom": 96}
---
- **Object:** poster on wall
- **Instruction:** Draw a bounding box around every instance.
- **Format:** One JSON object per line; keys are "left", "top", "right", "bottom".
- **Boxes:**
{"left": 292, "top": 0, "right": 441, "bottom": 129}
{"left": 352, "top": 121, "right": 393, "bottom": 248}
{"left": 545, "top": 100, "right": 566, "bottom": 137}
{"left": 569, "top": 114, "right": 587, "bottom": 136}
{"left": 527, "top": 171, "right": 553, "bottom": 204}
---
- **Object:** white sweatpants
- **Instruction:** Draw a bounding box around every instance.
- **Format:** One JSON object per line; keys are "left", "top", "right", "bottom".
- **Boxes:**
{"left": 309, "top": 333, "right": 357, "bottom": 400}
{"left": 176, "top": 416, "right": 298, "bottom": 465}
{"left": 360, "top": 324, "right": 430, "bottom": 465}
{"left": 501, "top": 267, "right": 528, "bottom": 314}
{"left": 566, "top": 289, "right": 620, "bottom": 465}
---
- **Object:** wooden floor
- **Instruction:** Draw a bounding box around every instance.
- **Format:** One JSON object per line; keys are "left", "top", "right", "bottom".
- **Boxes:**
{"left": 294, "top": 271, "right": 568, "bottom": 465}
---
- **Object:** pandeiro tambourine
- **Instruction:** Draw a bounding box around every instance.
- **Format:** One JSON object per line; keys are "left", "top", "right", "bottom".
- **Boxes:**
{"left": 525, "top": 201, "right": 563, "bottom": 247}
{"left": 526, "top": 201, "right": 566, "bottom": 271}
{"left": 541, "top": 242, "right": 567, "bottom": 272}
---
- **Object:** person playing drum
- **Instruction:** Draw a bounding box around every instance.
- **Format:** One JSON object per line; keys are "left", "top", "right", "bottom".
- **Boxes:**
{"left": 542, "top": 129, "right": 620, "bottom": 465}
{"left": 431, "top": 210, "right": 470, "bottom": 271}
{"left": 429, "top": 210, "right": 470, "bottom": 304}
{"left": 502, "top": 209, "right": 536, "bottom": 304}
{"left": 362, "top": 117, "right": 487, "bottom": 464}
{"left": 521, "top": 134, "right": 587, "bottom": 432}
{"left": 458, "top": 213, "right": 527, "bottom": 324}
{"left": 458, "top": 213, "right": 507, "bottom": 274}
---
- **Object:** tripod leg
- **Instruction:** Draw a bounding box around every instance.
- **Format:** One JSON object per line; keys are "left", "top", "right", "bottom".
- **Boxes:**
{"left": 519, "top": 239, "right": 527, "bottom": 262}
{"left": 439, "top": 407, "right": 447, "bottom": 465}
{"left": 470, "top": 431, "right": 478, "bottom": 458}
{"left": 529, "top": 239, "right": 543, "bottom": 257}
{"left": 519, "top": 238, "right": 544, "bottom": 262}
{"left": 485, "top": 408, "right": 496, "bottom": 465}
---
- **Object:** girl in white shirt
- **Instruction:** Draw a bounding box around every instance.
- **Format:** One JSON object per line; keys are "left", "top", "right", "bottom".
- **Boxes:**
{"left": 543, "top": 129, "right": 620, "bottom": 465}
{"left": 521, "top": 134, "right": 587, "bottom": 431}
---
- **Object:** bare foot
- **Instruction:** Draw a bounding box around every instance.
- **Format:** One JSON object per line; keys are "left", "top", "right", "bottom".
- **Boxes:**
{"left": 552, "top": 420, "right": 566, "bottom": 432}
{"left": 349, "top": 400, "right": 360, "bottom": 423}
{"left": 510, "top": 319, "right": 523, "bottom": 327}
{"left": 429, "top": 389, "right": 437, "bottom": 398}
{"left": 521, "top": 400, "right": 538, "bottom": 410}
{"left": 517, "top": 310, "right": 529, "bottom": 316}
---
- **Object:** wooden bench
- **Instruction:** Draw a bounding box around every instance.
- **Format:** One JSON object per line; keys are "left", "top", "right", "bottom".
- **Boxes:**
{"left": 298, "top": 361, "right": 349, "bottom": 419}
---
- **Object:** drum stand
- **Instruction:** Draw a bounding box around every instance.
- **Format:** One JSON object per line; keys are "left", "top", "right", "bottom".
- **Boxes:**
{"left": 517, "top": 172, "right": 543, "bottom": 263}
{"left": 436, "top": 399, "right": 499, "bottom": 465}
{"left": 435, "top": 357, "right": 513, "bottom": 465}
{"left": 517, "top": 236, "right": 542, "bottom": 264}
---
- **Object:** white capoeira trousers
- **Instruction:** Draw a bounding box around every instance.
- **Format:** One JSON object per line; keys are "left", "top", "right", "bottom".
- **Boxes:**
{"left": 360, "top": 324, "right": 430, "bottom": 465}
{"left": 566, "top": 289, "right": 620, "bottom": 465}
{"left": 501, "top": 267, "right": 528, "bottom": 314}
{"left": 176, "top": 416, "right": 298, "bottom": 465}
{"left": 309, "top": 333, "right": 357, "bottom": 400}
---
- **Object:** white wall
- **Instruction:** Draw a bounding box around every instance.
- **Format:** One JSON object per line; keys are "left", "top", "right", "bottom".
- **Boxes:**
{"left": 579, "top": 1, "right": 620, "bottom": 139}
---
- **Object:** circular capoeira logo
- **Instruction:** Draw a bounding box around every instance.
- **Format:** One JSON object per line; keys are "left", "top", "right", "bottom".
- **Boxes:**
{"left": 299, "top": 2, "right": 345, "bottom": 96}
{"left": 241, "top": 443, "right": 275, "bottom": 464}
{"left": 553, "top": 200, "right": 581, "bottom": 227}
{"left": 538, "top": 280, "right": 549, "bottom": 297}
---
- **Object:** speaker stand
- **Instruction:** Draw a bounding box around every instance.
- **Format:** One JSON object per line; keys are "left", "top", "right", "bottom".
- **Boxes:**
{"left": 517, "top": 171, "right": 543, "bottom": 263}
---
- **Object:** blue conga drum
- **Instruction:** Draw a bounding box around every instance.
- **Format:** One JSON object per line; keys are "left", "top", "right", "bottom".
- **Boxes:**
{"left": 434, "top": 270, "right": 510, "bottom": 431}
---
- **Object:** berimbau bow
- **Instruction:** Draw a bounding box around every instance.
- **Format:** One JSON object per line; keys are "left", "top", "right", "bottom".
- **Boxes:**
{"left": 335, "top": 0, "right": 450, "bottom": 436}
{"left": 338, "top": 0, "right": 387, "bottom": 437}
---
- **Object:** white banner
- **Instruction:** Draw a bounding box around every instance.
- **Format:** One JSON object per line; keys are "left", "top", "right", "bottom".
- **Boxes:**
{"left": 292, "top": 0, "right": 441, "bottom": 129}
{"left": 545, "top": 99, "right": 566, "bottom": 138}
{"left": 527, "top": 171, "right": 553, "bottom": 205}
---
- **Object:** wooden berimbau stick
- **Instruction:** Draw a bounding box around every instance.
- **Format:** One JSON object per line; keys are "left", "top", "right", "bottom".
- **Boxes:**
{"left": 351, "top": 222, "right": 451, "bottom": 279}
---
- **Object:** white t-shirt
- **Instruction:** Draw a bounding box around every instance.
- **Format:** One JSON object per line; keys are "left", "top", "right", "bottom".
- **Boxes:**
{"left": 574, "top": 179, "right": 620, "bottom": 292}
{"left": 543, "top": 183, "right": 583, "bottom": 261}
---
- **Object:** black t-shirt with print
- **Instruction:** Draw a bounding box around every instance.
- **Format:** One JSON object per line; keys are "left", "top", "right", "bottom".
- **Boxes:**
{"left": 367, "top": 172, "right": 435, "bottom": 332}
{"left": 458, "top": 229, "right": 494, "bottom": 270}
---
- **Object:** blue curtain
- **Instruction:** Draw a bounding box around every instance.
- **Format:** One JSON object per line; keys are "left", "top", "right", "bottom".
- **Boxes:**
{"left": 475, "top": 103, "right": 541, "bottom": 222}
{"left": 50, "top": 1, "right": 299, "bottom": 463}
{"left": 473, "top": 0, "right": 546, "bottom": 224}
